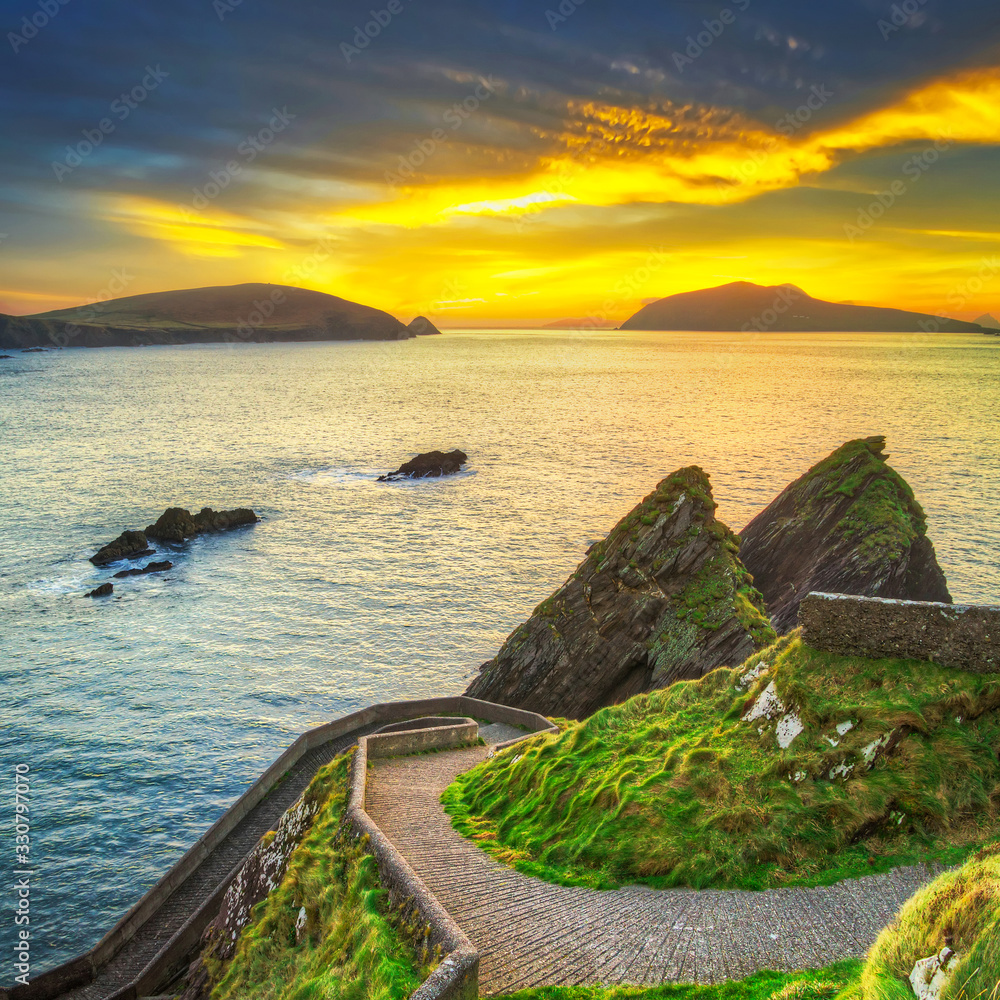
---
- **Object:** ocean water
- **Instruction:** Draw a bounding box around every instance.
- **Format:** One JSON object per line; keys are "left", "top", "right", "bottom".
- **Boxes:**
{"left": 1, "top": 329, "right": 998, "bottom": 979}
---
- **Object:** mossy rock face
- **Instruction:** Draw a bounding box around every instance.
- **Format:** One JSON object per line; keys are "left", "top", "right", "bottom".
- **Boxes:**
{"left": 466, "top": 467, "right": 774, "bottom": 719}
{"left": 739, "top": 437, "right": 952, "bottom": 633}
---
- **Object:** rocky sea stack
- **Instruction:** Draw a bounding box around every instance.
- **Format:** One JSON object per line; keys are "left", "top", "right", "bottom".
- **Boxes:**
{"left": 406, "top": 315, "right": 443, "bottom": 336}
{"left": 145, "top": 506, "right": 259, "bottom": 543}
{"left": 90, "top": 507, "right": 259, "bottom": 565}
{"left": 378, "top": 449, "right": 467, "bottom": 481}
{"left": 739, "top": 436, "right": 952, "bottom": 633}
{"left": 466, "top": 467, "right": 775, "bottom": 718}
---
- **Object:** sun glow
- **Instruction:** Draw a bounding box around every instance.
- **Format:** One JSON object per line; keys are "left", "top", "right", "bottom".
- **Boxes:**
{"left": 13, "top": 67, "right": 999, "bottom": 321}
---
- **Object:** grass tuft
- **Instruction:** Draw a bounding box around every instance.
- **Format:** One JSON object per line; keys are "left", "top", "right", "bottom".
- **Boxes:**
{"left": 210, "top": 751, "right": 429, "bottom": 1000}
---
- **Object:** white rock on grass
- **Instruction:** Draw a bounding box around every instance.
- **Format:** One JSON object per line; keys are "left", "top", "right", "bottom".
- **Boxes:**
{"left": 295, "top": 905, "right": 308, "bottom": 943}
{"left": 909, "top": 947, "right": 960, "bottom": 1000}
{"left": 825, "top": 720, "right": 855, "bottom": 747}
{"left": 775, "top": 712, "right": 805, "bottom": 749}
{"left": 829, "top": 761, "right": 855, "bottom": 780}
{"left": 861, "top": 732, "right": 893, "bottom": 764}
{"left": 743, "top": 681, "right": 784, "bottom": 722}
{"left": 737, "top": 661, "right": 770, "bottom": 691}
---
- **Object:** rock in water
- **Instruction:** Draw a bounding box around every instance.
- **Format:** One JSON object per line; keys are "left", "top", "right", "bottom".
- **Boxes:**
{"left": 378, "top": 449, "right": 467, "bottom": 481}
{"left": 86, "top": 583, "right": 114, "bottom": 598}
{"left": 406, "top": 315, "right": 443, "bottom": 336}
{"left": 145, "top": 506, "right": 259, "bottom": 542}
{"left": 465, "top": 467, "right": 775, "bottom": 718}
{"left": 90, "top": 530, "right": 153, "bottom": 565}
{"left": 739, "top": 436, "right": 952, "bottom": 634}
{"left": 113, "top": 560, "right": 173, "bottom": 578}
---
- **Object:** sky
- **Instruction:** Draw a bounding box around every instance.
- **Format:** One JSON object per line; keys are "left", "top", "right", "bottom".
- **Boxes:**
{"left": 1, "top": 0, "right": 999, "bottom": 325}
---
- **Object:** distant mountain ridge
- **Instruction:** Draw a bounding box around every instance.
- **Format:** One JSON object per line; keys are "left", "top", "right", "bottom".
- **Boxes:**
{"left": 0, "top": 283, "right": 413, "bottom": 350}
{"left": 621, "top": 281, "right": 989, "bottom": 333}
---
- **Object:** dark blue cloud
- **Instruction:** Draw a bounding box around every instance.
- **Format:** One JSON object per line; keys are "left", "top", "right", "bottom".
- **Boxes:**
{"left": 0, "top": 0, "right": 997, "bottom": 233}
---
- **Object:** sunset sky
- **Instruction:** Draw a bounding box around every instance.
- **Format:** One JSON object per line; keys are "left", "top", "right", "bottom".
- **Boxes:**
{"left": 2, "top": 0, "right": 999, "bottom": 324}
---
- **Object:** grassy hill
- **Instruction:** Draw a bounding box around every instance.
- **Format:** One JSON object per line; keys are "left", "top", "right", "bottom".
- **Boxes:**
{"left": 620, "top": 282, "right": 989, "bottom": 333}
{"left": 445, "top": 635, "right": 1000, "bottom": 891}
{"left": 31, "top": 282, "right": 406, "bottom": 334}
{"left": 1, "top": 283, "right": 410, "bottom": 349}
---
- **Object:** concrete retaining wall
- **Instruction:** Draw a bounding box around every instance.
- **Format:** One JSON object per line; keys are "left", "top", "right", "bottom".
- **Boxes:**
{"left": 5, "top": 697, "right": 555, "bottom": 1000}
{"left": 349, "top": 729, "right": 481, "bottom": 1000}
{"left": 367, "top": 719, "right": 478, "bottom": 758}
{"left": 800, "top": 593, "right": 1000, "bottom": 672}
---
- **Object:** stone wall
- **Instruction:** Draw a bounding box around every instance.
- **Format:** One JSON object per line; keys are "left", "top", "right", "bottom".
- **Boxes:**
{"left": 5, "top": 698, "right": 554, "bottom": 1000}
{"left": 366, "top": 719, "right": 479, "bottom": 758}
{"left": 799, "top": 593, "right": 999, "bottom": 673}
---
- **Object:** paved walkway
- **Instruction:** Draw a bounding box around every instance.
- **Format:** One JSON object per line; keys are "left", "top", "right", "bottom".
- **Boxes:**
{"left": 365, "top": 744, "right": 939, "bottom": 996}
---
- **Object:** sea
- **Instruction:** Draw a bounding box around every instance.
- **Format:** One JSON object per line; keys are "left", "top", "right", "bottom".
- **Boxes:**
{"left": 1, "top": 329, "right": 998, "bottom": 979}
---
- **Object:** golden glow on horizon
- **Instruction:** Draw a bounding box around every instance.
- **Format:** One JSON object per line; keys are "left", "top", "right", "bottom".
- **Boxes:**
{"left": 102, "top": 196, "right": 288, "bottom": 256}
{"left": 6, "top": 67, "right": 1000, "bottom": 320}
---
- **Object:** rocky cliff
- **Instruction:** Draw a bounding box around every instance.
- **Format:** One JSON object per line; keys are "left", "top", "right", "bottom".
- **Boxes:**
{"left": 466, "top": 467, "right": 775, "bottom": 718}
{"left": 0, "top": 283, "right": 412, "bottom": 350}
{"left": 739, "top": 437, "right": 952, "bottom": 633}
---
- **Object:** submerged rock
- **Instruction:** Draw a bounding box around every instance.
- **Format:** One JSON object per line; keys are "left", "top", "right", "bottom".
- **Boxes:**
{"left": 739, "top": 437, "right": 952, "bottom": 633}
{"left": 90, "top": 530, "right": 153, "bottom": 566}
{"left": 406, "top": 315, "right": 443, "bottom": 336}
{"left": 86, "top": 583, "right": 114, "bottom": 598}
{"left": 145, "top": 506, "right": 259, "bottom": 543}
{"left": 113, "top": 560, "right": 173, "bottom": 578}
{"left": 378, "top": 449, "right": 467, "bottom": 481}
{"left": 466, "top": 467, "right": 776, "bottom": 718}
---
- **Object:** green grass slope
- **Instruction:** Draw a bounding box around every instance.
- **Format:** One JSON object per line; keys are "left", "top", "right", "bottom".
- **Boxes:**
{"left": 209, "top": 752, "right": 428, "bottom": 1000}
{"left": 445, "top": 636, "right": 1000, "bottom": 890}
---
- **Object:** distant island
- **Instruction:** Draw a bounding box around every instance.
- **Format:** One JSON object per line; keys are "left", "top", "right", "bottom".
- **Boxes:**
{"left": 0, "top": 283, "right": 436, "bottom": 350}
{"left": 621, "top": 281, "right": 991, "bottom": 333}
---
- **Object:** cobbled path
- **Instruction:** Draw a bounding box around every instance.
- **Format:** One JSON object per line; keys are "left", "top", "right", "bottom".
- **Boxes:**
{"left": 365, "top": 743, "right": 940, "bottom": 996}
